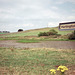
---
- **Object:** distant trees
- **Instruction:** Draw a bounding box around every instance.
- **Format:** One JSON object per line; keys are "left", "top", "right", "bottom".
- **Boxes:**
{"left": 18, "top": 29, "right": 23, "bottom": 32}
{"left": 0, "top": 31, "right": 10, "bottom": 33}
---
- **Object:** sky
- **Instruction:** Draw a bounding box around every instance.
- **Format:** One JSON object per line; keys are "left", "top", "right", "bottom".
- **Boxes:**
{"left": 0, "top": 0, "right": 75, "bottom": 32}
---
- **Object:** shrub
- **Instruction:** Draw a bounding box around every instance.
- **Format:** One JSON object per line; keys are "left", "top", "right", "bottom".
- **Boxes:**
{"left": 68, "top": 31, "right": 75, "bottom": 40}
{"left": 48, "top": 29, "right": 58, "bottom": 35}
{"left": 38, "top": 29, "right": 59, "bottom": 37}
{"left": 38, "top": 32, "right": 49, "bottom": 37}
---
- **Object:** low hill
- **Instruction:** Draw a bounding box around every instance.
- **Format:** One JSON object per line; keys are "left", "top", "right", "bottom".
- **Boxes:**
{"left": 0, "top": 27, "right": 73, "bottom": 37}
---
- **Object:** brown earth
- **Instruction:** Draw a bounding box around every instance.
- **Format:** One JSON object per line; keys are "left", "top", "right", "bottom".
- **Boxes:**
{"left": 0, "top": 40, "right": 75, "bottom": 49}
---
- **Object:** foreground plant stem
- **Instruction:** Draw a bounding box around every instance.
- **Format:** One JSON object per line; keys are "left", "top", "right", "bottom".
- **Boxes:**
{"left": 60, "top": 72, "right": 65, "bottom": 75}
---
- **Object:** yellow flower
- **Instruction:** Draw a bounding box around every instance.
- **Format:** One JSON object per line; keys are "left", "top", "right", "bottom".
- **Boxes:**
{"left": 50, "top": 69, "right": 56, "bottom": 74}
{"left": 57, "top": 65, "right": 68, "bottom": 72}
{"left": 61, "top": 69, "right": 65, "bottom": 72}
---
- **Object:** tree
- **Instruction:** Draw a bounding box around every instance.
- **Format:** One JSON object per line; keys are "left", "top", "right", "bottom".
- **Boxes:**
{"left": 18, "top": 29, "right": 23, "bottom": 32}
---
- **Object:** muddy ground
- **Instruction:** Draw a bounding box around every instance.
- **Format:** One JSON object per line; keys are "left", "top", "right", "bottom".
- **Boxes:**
{"left": 0, "top": 40, "right": 75, "bottom": 49}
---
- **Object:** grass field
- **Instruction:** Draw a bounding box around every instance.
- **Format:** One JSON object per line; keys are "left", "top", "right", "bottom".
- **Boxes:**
{"left": 17, "top": 38, "right": 70, "bottom": 43}
{"left": 0, "top": 27, "right": 73, "bottom": 37}
{"left": 0, "top": 27, "right": 75, "bottom": 75}
{"left": 0, "top": 47, "right": 75, "bottom": 75}
{"left": 18, "top": 39, "right": 40, "bottom": 43}
{"left": 0, "top": 27, "right": 74, "bottom": 42}
{"left": 0, "top": 33, "right": 6, "bottom": 34}
{"left": 0, "top": 35, "right": 75, "bottom": 43}
{"left": 0, "top": 36, "right": 72, "bottom": 43}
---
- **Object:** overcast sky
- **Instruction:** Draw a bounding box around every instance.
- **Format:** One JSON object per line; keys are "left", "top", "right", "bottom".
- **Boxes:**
{"left": 0, "top": 0, "right": 75, "bottom": 32}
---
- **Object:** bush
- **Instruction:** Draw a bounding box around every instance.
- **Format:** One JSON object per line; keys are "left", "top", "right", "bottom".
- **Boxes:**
{"left": 38, "top": 29, "right": 59, "bottom": 37}
{"left": 38, "top": 32, "right": 49, "bottom": 37}
{"left": 48, "top": 29, "right": 58, "bottom": 35}
{"left": 68, "top": 31, "right": 75, "bottom": 40}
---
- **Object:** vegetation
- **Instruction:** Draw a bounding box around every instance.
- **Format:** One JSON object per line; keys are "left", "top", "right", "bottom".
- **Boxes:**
{"left": 0, "top": 33, "right": 6, "bottom": 34}
{"left": 18, "top": 39, "right": 40, "bottom": 43}
{"left": 0, "top": 27, "right": 75, "bottom": 75}
{"left": 0, "top": 35, "right": 74, "bottom": 43}
{"left": 68, "top": 31, "right": 75, "bottom": 40}
{"left": 38, "top": 29, "right": 60, "bottom": 37}
{"left": 17, "top": 38, "right": 69, "bottom": 43}
{"left": 0, "top": 47, "right": 75, "bottom": 75}
{"left": 0, "top": 27, "right": 73, "bottom": 37}
{"left": 18, "top": 29, "right": 23, "bottom": 32}
{"left": 38, "top": 32, "right": 49, "bottom": 36}
{"left": 48, "top": 29, "right": 58, "bottom": 35}
{"left": 50, "top": 65, "right": 68, "bottom": 75}
{"left": 0, "top": 36, "right": 19, "bottom": 40}
{"left": 0, "top": 27, "right": 75, "bottom": 42}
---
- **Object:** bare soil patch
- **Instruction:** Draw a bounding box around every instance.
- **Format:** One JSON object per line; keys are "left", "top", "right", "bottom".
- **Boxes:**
{"left": 0, "top": 40, "right": 75, "bottom": 49}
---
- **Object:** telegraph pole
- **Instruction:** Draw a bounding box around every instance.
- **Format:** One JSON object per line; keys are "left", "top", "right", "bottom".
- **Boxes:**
{"left": 47, "top": 23, "right": 48, "bottom": 28}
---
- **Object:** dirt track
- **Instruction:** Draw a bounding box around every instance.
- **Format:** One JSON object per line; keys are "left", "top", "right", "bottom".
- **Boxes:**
{"left": 0, "top": 40, "right": 75, "bottom": 49}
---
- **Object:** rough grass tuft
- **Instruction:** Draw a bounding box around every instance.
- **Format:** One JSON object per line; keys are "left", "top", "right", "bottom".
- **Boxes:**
{"left": 0, "top": 47, "right": 75, "bottom": 75}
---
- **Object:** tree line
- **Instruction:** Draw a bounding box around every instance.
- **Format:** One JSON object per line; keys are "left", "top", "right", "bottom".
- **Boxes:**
{"left": 0, "top": 31, "right": 10, "bottom": 33}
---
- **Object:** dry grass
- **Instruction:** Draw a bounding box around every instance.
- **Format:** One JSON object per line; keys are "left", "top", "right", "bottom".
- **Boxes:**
{"left": 0, "top": 47, "right": 75, "bottom": 75}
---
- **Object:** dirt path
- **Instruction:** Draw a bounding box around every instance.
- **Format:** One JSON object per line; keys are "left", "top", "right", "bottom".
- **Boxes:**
{"left": 0, "top": 40, "right": 75, "bottom": 49}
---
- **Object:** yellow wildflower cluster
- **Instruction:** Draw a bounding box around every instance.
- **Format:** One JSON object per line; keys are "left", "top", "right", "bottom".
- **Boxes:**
{"left": 50, "top": 65, "right": 68, "bottom": 75}
{"left": 50, "top": 69, "right": 56, "bottom": 74}
{"left": 57, "top": 65, "right": 68, "bottom": 72}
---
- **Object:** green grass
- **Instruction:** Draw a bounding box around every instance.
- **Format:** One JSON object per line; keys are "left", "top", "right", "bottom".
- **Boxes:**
{"left": 0, "top": 27, "right": 74, "bottom": 42}
{"left": 18, "top": 39, "right": 40, "bottom": 43}
{"left": 0, "top": 33, "right": 6, "bottom": 34}
{"left": 39, "top": 38, "right": 69, "bottom": 41}
{"left": 0, "top": 27, "right": 73, "bottom": 37}
{"left": 53, "top": 27, "right": 73, "bottom": 35}
{"left": 0, "top": 47, "right": 75, "bottom": 75}
{"left": 0, "top": 37, "right": 19, "bottom": 41}
{"left": 17, "top": 38, "right": 66, "bottom": 43}
{"left": 17, "top": 38, "right": 72, "bottom": 43}
{"left": 0, "top": 38, "right": 4, "bottom": 40}
{"left": 0, "top": 37, "right": 74, "bottom": 43}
